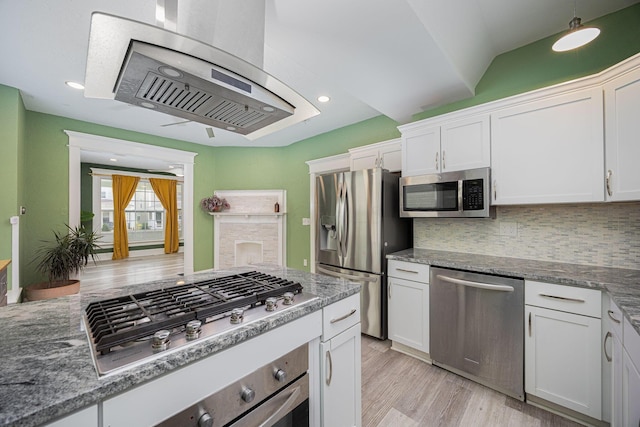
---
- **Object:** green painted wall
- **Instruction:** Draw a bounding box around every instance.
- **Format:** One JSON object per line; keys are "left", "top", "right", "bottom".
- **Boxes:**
{"left": 413, "top": 3, "right": 640, "bottom": 120}
{"left": 0, "top": 84, "right": 25, "bottom": 291}
{"left": 3, "top": 3, "right": 640, "bottom": 289}
{"left": 20, "top": 111, "right": 218, "bottom": 285}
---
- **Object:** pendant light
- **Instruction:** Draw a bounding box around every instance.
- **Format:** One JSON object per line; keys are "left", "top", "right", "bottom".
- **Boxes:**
{"left": 552, "top": 2, "right": 600, "bottom": 52}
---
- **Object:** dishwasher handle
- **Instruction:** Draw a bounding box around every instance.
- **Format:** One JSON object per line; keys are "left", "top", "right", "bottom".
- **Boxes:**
{"left": 436, "top": 275, "right": 515, "bottom": 292}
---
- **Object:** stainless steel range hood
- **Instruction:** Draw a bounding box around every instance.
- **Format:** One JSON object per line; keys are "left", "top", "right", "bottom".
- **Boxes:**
{"left": 84, "top": 13, "right": 319, "bottom": 140}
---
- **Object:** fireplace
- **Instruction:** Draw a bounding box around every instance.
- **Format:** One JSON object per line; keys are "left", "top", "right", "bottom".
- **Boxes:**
{"left": 212, "top": 190, "right": 286, "bottom": 269}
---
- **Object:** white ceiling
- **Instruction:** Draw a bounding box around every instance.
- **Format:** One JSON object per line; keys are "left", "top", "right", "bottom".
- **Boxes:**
{"left": 0, "top": 0, "right": 637, "bottom": 164}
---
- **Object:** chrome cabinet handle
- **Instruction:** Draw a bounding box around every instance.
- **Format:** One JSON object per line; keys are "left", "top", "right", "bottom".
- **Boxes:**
{"left": 330, "top": 308, "right": 357, "bottom": 324}
{"left": 396, "top": 268, "right": 419, "bottom": 274}
{"left": 608, "top": 309, "right": 621, "bottom": 324}
{"left": 388, "top": 283, "right": 391, "bottom": 299}
{"left": 379, "top": 157, "right": 384, "bottom": 169}
{"left": 528, "top": 312, "right": 532, "bottom": 337}
{"left": 493, "top": 180, "right": 497, "bottom": 201}
{"left": 326, "top": 350, "right": 333, "bottom": 386}
{"left": 437, "top": 275, "right": 514, "bottom": 292}
{"left": 606, "top": 170, "right": 613, "bottom": 197}
{"left": 538, "top": 293, "right": 585, "bottom": 303}
{"left": 604, "top": 331, "right": 613, "bottom": 362}
{"left": 442, "top": 150, "right": 446, "bottom": 170}
{"left": 435, "top": 152, "right": 439, "bottom": 171}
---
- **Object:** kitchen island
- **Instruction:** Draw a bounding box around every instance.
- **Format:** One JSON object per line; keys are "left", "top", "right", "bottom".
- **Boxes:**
{"left": 0, "top": 265, "right": 360, "bottom": 427}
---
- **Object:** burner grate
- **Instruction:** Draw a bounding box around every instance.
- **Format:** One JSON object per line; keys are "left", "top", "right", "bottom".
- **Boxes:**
{"left": 85, "top": 271, "right": 302, "bottom": 354}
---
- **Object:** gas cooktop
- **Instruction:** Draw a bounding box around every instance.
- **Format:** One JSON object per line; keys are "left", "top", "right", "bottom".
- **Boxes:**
{"left": 84, "top": 271, "right": 317, "bottom": 376}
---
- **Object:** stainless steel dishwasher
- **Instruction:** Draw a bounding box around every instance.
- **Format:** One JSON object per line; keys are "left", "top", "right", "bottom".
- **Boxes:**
{"left": 430, "top": 267, "right": 524, "bottom": 401}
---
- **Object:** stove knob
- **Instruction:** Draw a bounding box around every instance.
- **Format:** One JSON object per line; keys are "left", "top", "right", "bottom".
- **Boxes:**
{"left": 186, "top": 320, "right": 202, "bottom": 340}
{"left": 198, "top": 412, "right": 214, "bottom": 427}
{"left": 230, "top": 308, "right": 244, "bottom": 324}
{"left": 241, "top": 387, "right": 255, "bottom": 403}
{"left": 274, "top": 369, "right": 287, "bottom": 383}
{"left": 151, "top": 330, "right": 171, "bottom": 352}
{"left": 265, "top": 297, "right": 278, "bottom": 312}
{"left": 283, "top": 292, "right": 294, "bottom": 305}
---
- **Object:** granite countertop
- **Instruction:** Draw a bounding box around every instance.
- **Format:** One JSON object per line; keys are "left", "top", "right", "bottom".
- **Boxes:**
{"left": 388, "top": 248, "right": 640, "bottom": 335}
{"left": 0, "top": 265, "right": 360, "bottom": 427}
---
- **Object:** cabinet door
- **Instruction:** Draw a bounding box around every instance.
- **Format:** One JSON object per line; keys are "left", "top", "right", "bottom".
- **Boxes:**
{"left": 611, "top": 331, "right": 623, "bottom": 427}
{"left": 402, "top": 126, "right": 440, "bottom": 176}
{"left": 603, "top": 67, "right": 640, "bottom": 201}
{"left": 321, "top": 323, "right": 362, "bottom": 427}
{"left": 379, "top": 142, "right": 402, "bottom": 172}
{"left": 491, "top": 88, "right": 604, "bottom": 205}
{"left": 388, "top": 277, "right": 429, "bottom": 353}
{"left": 622, "top": 347, "right": 640, "bottom": 427}
{"left": 44, "top": 405, "right": 98, "bottom": 427}
{"left": 350, "top": 148, "right": 380, "bottom": 171}
{"left": 440, "top": 114, "right": 490, "bottom": 172}
{"left": 525, "top": 305, "right": 602, "bottom": 419}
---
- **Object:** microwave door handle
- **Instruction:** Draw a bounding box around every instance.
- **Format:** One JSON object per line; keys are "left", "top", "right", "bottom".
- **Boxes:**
{"left": 458, "top": 180, "right": 464, "bottom": 213}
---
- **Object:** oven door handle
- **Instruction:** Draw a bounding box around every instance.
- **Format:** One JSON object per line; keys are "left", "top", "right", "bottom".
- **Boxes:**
{"left": 437, "top": 275, "right": 515, "bottom": 292}
{"left": 256, "top": 385, "right": 301, "bottom": 427}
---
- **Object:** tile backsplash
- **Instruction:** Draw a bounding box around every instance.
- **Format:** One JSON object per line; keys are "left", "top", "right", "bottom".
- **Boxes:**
{"left": 413, "top": 202, "right": 640, "bottom": 270}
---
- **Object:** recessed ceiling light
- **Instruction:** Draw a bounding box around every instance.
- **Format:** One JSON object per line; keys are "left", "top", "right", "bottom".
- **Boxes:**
{"left": 317, "top": 95, "right": 330, "bottom": 103}
{"left": 65, "top": 81, "right": 85, "bottom": 90}
{"left": 109, "top": 158, "right": 117, "bottom": 162}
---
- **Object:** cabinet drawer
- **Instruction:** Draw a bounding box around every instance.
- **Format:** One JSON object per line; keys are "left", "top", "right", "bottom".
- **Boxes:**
{"left": 322, "top": 294, "right": 360, "bottom": 342}
{"left": 607, "top": 298, "right": 624, "bottom": 339}
{"left": 624, "top": 316, "right": 640, "bottom": 371}
{"left": 388, "top": 260, "right": 429, "bottom": 283}
{"left": 525, "top": 281, "right": 601, "bottom": 318}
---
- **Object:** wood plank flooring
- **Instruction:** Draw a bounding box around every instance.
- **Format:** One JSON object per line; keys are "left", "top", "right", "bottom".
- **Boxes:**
{"left": 361, "top": 335, "right": 582, "bottom": 427}
{"left": 79, "top": 253, "right": 184, "bottom": 292}
{"left": 79, "top": 258, "right": 583, "bottom": 426}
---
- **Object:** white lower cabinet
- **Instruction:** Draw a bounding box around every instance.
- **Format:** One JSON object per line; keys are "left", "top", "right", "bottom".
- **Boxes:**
{"left": 388, "top": 276, "right": 429, "bottom": 354}
{"left": 622, "top": 316, "right": 640, "bottom": 427}
{"left": 320, "top": 293, "right": 362, "bottom": 427}
{"left": 387, "top": 260, "right": 430, "bottom": 358}
{"left": 524, "top": 281, "right": 602, "bottom": 419}
{"left": 321, "top": 323, "right": 362, "bottom": 427}
{"left": 43, "top": 405, "right": 98, "bottom": 427}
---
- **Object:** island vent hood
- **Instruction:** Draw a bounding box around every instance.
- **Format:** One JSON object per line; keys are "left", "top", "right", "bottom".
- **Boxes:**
{"left": 84, "top": 12, "right": 320, "bottom": 140}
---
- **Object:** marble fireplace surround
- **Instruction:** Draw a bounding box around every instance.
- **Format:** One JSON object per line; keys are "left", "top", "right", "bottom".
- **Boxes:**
{"left": 212, "top": 190, "right": 286, "bottom": 269}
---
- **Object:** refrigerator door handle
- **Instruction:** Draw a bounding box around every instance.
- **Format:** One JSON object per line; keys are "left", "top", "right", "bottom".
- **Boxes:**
{"left": 342, "top": 184, "right": 349, "bottom": 260}
{"left": 336, "top": 181, "right": 343, "bottom": 264}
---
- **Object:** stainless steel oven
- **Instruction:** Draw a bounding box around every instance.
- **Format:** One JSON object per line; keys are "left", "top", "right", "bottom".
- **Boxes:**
{"left": 400, "top": 167, "right": 494, "bottom": 218}
{"left": 156, "top": 344, "right": 309, "bottom": 427}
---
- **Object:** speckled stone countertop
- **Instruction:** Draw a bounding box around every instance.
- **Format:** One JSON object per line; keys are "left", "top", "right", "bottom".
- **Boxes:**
{"left": 0, "top": 265, "right": 360, "bottom": 427}
{"left": 388, "top": 248, "right": 640, "bottom": 335}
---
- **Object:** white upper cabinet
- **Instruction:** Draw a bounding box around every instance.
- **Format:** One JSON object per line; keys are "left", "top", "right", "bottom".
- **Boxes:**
{"left": 440, "top": 115, "right": 491, "bottom": 172}
{"left": 491, "top": 88, "right": 605, "bottom": 205}
{"left": 400, "top": 114, "right": 490, "bottom": 177}
{"left": 603, "top": 67, "right": 640, "bottom": 201}
{"left": 349, "top": 139, "right": 401, "bottom": 172}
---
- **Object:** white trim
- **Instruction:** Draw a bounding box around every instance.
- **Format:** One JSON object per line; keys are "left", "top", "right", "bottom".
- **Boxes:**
{"left": 66, "top": 131, "right": 197, "bottom": 274}
{"left": 90, "top": 167, "right": 184, "bottom": 182}
{"left": 8, "top": 216, "right": 20, "bottom": 304}
{"left": 305, "top": 153, "right": 350, "bottom": 175}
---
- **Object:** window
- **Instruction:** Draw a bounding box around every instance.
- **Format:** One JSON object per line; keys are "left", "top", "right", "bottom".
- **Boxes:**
{"left": 95, "top": 176, "right": 183, "bottom": 246}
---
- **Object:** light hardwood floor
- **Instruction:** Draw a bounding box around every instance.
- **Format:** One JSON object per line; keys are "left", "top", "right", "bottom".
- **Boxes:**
{"left": 361, "top": 335, "right": 582, "bottom": 427}
{"left": 79, "top": 259, "right": 582, "bottom": 426}
{"left": 80, "top": 252, "right": 184, "bottom": 292}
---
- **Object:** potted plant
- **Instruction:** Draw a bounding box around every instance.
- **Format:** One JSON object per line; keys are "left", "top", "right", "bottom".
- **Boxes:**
{"left": 200, "top": 194, "right": 230, "bottom": 213}
{"left": 24, "top": 225, "right": 102, "bottom": 301}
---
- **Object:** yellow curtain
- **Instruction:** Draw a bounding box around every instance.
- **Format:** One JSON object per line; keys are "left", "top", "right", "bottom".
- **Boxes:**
{"left": 112, "top": 175, "right": 140, "bottom": 260}
{"left": 149, "top": 178, "right": 179, "bottom": 254}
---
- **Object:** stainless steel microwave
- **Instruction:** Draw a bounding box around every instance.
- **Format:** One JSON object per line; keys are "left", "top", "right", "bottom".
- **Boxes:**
{"left": 400, "top": 167, "right": 494, "bottom": 218}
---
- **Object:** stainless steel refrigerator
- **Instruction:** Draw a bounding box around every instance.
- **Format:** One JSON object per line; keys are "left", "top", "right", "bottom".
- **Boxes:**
{"left": 315, "top": 168, "right": 412, "bottom": 339}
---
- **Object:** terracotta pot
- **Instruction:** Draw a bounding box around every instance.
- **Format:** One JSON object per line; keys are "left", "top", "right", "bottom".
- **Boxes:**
{"left": 23, "top": 279, "right": 81, "bottom": 302}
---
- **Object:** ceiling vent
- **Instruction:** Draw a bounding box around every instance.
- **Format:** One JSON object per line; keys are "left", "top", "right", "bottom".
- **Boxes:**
{"left": 84, "top": 13, "right": 319, "bottom": 140}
